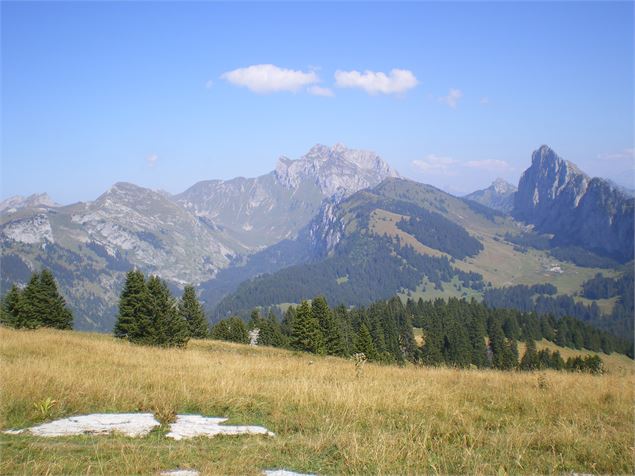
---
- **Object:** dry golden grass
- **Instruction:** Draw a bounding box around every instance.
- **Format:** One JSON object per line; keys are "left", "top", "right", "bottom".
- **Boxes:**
{"left": 1, "top": 327, "right": 633, "bottom": 475}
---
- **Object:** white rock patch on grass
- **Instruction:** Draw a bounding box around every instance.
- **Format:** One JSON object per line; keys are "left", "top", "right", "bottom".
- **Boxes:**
{"left": 159, "top": 470, "right": 200, "bottom": 476}
{"left": 4, "top": 413, "right": 159, "bottom": 437}
{"left": 165, "top": 415, "right": 274, "bottom": 441}
{"left": 263, "top": 470, "right": 316, "bottom": 476}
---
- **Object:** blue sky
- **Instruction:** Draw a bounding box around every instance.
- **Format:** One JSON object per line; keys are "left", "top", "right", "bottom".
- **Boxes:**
{"left": 2, "top": 1, "right": 633, "bottom": 203}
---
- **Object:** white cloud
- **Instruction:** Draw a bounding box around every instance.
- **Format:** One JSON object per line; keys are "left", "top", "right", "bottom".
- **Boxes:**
{"left": 464, "top": 159, "right": 512, "bottom": 172}
{"left": 438, "top": 88, "right": 463, "bottom": 108}
{"left": 598, "top": 148, "right": 634, "bottom": 161}
{"left": 334, "top": 68, "right": 418, "bottom": 95}
{"left": 307, "top": 85, "right": 334, "bottom": 97}
{"left": 412, "top": 155, "right": 458, "bottom": 175}
{"left": 221, "top": 64, "right": 319, "bottom": 94}
{"left": 146, "top": 154, "right": 158, "bottom": 167}
{"left": 205, "top": 79, "right": 214, "bottom": 89}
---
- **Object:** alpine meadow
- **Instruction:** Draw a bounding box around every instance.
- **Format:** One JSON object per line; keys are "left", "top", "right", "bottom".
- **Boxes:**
{"left": 1, "top": 2, "right": 634, "bottom": 475}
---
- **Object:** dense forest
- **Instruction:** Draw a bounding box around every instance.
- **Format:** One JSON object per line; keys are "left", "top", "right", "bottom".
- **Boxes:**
{"left": 396, "top": 211, "right": 483, "bottom": 259}
{"left": 212, "top": 294, "right": 625, "bottom": 371}
{"left": 213, "top": 233, "right": 484, "bottom": 319}
{"left": 483, "top": 268, "right": 634, "bottom": 338}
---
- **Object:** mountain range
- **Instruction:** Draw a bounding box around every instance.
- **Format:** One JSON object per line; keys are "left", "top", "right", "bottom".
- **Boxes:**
{"left": 1, "top": 144, "right": 632, "bottom": 333}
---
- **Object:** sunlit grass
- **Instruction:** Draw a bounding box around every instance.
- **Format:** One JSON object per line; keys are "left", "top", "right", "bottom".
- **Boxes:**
{"left": 1, "top": 327, "right": 633, "bottom": 475}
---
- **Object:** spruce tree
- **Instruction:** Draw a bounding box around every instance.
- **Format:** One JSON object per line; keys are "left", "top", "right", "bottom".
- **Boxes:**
{"left": 520, "top": 337, "right": 539, "bottom": 370}
{"left": 114, "top": 270, "right": 150, "bottom": 340}
{"left": 1, "top": 284, "right": 25, "bottom": 328}
{"left": 20, "top": 270, "right": 73, "bottom": 330}
{"left": 226, "top": 316, "right": 249, "bottom": 343}
{"left": 312, "top": 296, "right": 345, "bottom": 356}
{"left": 38, "top": 270, "right": 73, "bottom": 329}
{"left": 20, "top": 273, "right": 44, "bottom": 329}
{"left": 354, "top": 323, "right": 378, "bottom": 361}
{"left": 488, "top": 316, "right": 506, "bottom": 369}
{"left": 179, "top": 285, "right": 208, "bottom": 338}
{"left": 291, "top": 300, "right": 324, "bottom": 354}
{"left": 210, "top": 319, "right": 230, "bottom": 340}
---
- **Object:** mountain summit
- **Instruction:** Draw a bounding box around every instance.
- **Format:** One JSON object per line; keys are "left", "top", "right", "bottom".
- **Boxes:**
{"left": 464, "top": 178, "right": 517, "bottom": 213}
{"left": 176, "top": 144, "right": 398, "bottom": 250}
{"left": 275, "top": 143, "right": 399, "bottom": 197}
{"left": 513, "top": 145, "right": 634, "bottom": 261}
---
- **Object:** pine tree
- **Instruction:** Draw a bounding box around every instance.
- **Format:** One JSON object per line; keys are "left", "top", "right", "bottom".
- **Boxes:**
{"left": 312, "top": 296, "right": 345, "bottom": 356}
{"left": 488, "top": 316, "right": 506, "bottom": 369}
{"left": 20, "top": 273, "right": 44, "bottom": 329}
{"left": 262, "top": 310, "right": 287, "bottom": 348}
{"left": 291, "top": 300, "right": 324, "bottom": 354}
{"left": 210, "top": 319, "right": 230, "bottom": 340}
{"left": 520, "top": 337, "right": 539, "bottom": 370}
{"left": 38, "top": 270, "right": 73, "bottom": 329}
{"left": 20, "top": 270, "right": 72, "bottom": 330}
{"left": 226, "top": 316, "right": 249, "bottom": 343}
{"left": 114, "top": 270, "right": 150, "bottom": 340}
{"left": 1, "top": 284, "right": 25, "bottom": 328}
{"left": 354, "top": 323, "right": 378, "bottom": 361}
{"left": 179, "top": 285, "right": 208, "bottom": 338}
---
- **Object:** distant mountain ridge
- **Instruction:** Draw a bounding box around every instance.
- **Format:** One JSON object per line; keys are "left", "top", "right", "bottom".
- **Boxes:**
{"left": 513, "top": 145, "right": 634, "bottom": 262}
{"left": 0, "top": 144, "right": 399, "bottom": 330}
{"left": 1, "top": 143, "right": 632, "bottom": 333}
{"left": 0, "top": 193, "right": 59, "bottom": 213}
{"left": 175, "top": 144, "right": 398, "bottom": 250}
{"left": 464, "top": 178, "right": 517, "bottom": 213}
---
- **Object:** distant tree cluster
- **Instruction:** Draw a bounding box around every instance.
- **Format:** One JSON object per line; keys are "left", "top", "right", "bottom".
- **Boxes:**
{"left": 212, "top": 295, "right": 418, "bottom": 364}
{"left": 0, "top": 270, "right": 73, "bottom": 330}
{"left": 210, "top": 294, "right": 619, "bottom": 372}
{"left": 113, "top": 270, "right": 208, "bottom": 347}
{"left": 484, "top": 275, "right": 634, "bottom": 348}
{"left": 397, "top": 213, "right": 484, "bottom": 259}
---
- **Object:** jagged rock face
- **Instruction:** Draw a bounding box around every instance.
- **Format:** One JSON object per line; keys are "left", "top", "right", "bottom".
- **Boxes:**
{"left": 0, "top": 183, "right": 239, "bottom": 331}
{"left": 0, "top": 193, "right": 58, "bottom": 213}
{"left": 275, "top": 143, "right": 399, "bottom": 197}
{"left": 513, "top": 145, "right": 633, "bottom": 261}
{"left": 1, "top": 144, "right": 399, "bottom": 331}
{"left": 464, "top": 178, "right": 517, "bottom": 213}
{"left": 176, "top": 144, "right": 398, "bottom": 250}
{"left": 71, "top": 182, "right": 237, "bottom": 282}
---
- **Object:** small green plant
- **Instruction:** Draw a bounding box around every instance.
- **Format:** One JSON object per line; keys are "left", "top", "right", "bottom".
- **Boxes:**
{"left": 33, "top": 397, "right": 58, "bottom": 420}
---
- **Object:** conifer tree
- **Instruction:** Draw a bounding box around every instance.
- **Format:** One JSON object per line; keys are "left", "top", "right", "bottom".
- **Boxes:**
{"left": 145, "top": 275, "right": 189, "bottom": 347}
{"left": 20, "top": 270, "right": 73, "bottom": 330}
{"left": 291, "top": 300, "right": 324, "bottom": 354}
{"left": 210, "top": 319, "right": 230, "bottom": 340}
{"left": 520, "top": 337, "right": 539, "bottom": 370}
{"left": 312, "top": 296, "right": 345, "bottom": 356}
{"left": 114, "top": 270, "right": 150, "bottom": 340}
{"left": 262, "top": 309, "right": 287, "bottom": 348}
{"left": 354, "top": 323, "right": 378, "bottom": 361}
{"left": 421, "top": 312, "right": 444, "bottom": 365}
{"left": 488, "top": 316, "right": 506, "bottom": 369}
{"left": 225, "top": 316, "right": 249, "bottom": 343}
{"left": 1, "top": 284, "right": 25, "bottom": 328}
{"left": 179, "top": 285, "right": 208, "bottom": 338}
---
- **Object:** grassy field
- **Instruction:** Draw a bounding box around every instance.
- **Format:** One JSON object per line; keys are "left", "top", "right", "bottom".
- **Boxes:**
{"left": 1, "top": 328, "right": 633, "bottom": 475}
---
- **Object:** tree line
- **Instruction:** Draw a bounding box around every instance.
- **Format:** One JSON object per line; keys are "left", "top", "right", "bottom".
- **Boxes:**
{"left": 1, "top": 270, "right": 73, "bottom": 330}
{"left": 211, "top": 295, "right": 616, "bottom": 373}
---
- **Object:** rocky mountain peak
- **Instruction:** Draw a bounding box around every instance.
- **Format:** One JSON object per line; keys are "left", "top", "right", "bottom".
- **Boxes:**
{"left": 513, "top": 145, "right": 633, "bottom": 261}
{"left": 0, "top": 193, "right": 58, "bottom": 213}
{"left": 275, "top": 143, "right": 399, "bottom": 197}
{"left": 491, "top": 178, "right": 517, "bottom": 194}
{"left": 464, "top": 178, "right": 517, "bottom": 213}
